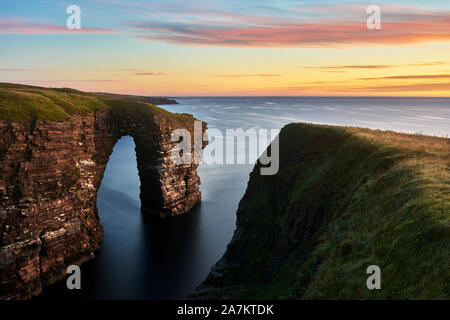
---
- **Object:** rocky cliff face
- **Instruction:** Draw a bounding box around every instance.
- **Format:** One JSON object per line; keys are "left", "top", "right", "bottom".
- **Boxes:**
{"left": 0, "top": 108, "right": 206, "bottom": 299}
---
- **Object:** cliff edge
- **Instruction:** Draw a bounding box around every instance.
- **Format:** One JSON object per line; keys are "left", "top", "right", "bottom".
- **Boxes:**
{"left": 0, "top": 83, "right": 206, "bottom": 299}
{"left": 194, "top": 123, "right": 449, "bottom": 299}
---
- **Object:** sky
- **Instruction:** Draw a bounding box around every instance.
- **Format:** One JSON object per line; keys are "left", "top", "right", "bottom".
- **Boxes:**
{"left": 0, "top": 0, "right": 449, "bottom": 96}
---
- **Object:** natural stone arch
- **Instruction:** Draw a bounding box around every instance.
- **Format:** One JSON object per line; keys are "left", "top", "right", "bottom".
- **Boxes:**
{"left": 0, "top": 108, "right": 207, "bottom": 299}
{"left": 95, "top": 108, "right": 206, "bottom": 217}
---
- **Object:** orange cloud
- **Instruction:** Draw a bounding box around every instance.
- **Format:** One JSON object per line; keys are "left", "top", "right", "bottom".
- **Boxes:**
{"left": 280, "top": 82, "right": 450, "bottom": 94}
{"left": 133, "top": 72, "right": 167, "bottom": 76}
{"left": 300, "top": 62, "right": 448, "bottom": 71}
{"left": 210, "top": 74, "right": 281, "bottom": 78}
{"left": 359, "top": 74, "right": 450, "bottom": 80}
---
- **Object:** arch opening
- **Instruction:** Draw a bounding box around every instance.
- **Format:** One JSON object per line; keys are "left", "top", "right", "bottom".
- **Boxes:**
{"left": 85, "top": 135, "right": 205, "bottom": 299}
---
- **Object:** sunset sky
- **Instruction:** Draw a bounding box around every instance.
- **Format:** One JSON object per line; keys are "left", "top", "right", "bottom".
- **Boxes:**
{"left": 1, "top": 0, "right": 449, "bottom": 96}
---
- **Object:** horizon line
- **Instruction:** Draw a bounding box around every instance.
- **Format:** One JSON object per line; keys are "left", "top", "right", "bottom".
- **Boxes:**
{"left": 2, "top": 82, "right": 449, "bottom": 99}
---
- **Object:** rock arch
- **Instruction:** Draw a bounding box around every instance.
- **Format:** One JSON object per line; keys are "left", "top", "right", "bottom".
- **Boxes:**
{"left": 0, "top": 108, "right": 207, "bottom": 299}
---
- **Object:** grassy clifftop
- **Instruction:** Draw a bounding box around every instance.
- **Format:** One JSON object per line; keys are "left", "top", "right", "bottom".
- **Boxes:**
{"left": 196, "top": 123, "right": 449, "bottom": 299}
{"left": 0, "top": 82, "right": 186, "bottom": 121}
{"left": 93, "top": 92, "right": 178, "bottom": 105}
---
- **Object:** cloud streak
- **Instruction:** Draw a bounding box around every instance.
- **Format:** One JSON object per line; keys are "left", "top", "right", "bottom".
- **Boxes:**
{"left": 133, "top": 72, "right": 167, "bottom": 76}
{"left": 129, "top": 4, "right": 450, "bottom": 48}
{"left": 0, "top": 68, "right": 60, "bottom": 72}
{"left": 282, "top": 82, "right": 450, "bottom": 94}
{"left": 299, "top": 61, "right": 449, "bottom": 72}
{"left": 359, "top": 74, "right": 450, "bottom": 80}
{"left": 0, "top": 18, "right": 118, "bottom": 35}
{"left": 301, "top": 65, "right": 395, "bottom": 70}
{"left": 210, "top": 74, "right": 281, "bottom": 78}
{"left": 0, "top": 68, "right": 167, "bottom": 76}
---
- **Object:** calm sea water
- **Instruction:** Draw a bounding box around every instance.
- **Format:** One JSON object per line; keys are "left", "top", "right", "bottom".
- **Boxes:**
{"left": 41, "top": 97, "right": 449, "bottom": 299}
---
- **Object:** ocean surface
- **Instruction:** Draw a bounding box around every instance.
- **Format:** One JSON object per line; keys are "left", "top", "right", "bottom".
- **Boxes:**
{"left": 41, "top": 97, "right": 450, "bottom": 299}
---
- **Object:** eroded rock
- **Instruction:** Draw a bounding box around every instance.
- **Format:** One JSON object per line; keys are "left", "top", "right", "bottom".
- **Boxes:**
{"left": 0, "top": 109, "right": 207, "bottom": 299}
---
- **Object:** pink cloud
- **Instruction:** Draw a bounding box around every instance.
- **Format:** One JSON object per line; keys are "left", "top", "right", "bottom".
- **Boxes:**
{"left": 0, "top": 18, "right": 118, "bottom": 35}
{"left": 134, "top": 19, "right": 450, "bottom": 47}
{"left": 129, "top": 4, "right": 450, "bottom": 48}
{"left": 133, "top": 72, "right": 167, "bottom": 76}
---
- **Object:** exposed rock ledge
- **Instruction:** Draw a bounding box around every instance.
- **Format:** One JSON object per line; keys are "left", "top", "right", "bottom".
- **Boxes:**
{"left": 0, "top": 104, "right": 206, "bottom": 299}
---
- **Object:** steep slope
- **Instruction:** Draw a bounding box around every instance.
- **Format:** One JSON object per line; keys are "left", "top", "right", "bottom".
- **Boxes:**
{"left": 194, "top": 123, "right": 449, "bottom": 299}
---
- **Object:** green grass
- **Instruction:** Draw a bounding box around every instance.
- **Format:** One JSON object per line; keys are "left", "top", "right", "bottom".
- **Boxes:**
{"left": 0, "top": 82, "right": 190, "bottom": 121}
{"left": 197, "top": 123, "right": 450, "bottom": 299}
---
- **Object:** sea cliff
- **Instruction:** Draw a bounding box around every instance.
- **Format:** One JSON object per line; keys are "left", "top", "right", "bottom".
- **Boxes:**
{"left": 0, "top": 83, "right": 206, "bottom": 299}
{"left": 194, "top": 123, "right": 449, "bottom": 299}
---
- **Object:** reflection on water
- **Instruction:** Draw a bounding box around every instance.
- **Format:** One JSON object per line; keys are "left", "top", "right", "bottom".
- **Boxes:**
{"left": 41, "top": 97, "right": 449, "bottom": 299}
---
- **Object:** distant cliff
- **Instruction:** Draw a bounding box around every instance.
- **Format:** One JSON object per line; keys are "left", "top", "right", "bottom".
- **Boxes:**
{"left": 94, "top": 92, "right": 179, "bottom": 105}
{"left": 0, "top": 83, "right": 206, "bottom": 299}
{"left": 194, "top": 123, "right": 450, "bottom": 299}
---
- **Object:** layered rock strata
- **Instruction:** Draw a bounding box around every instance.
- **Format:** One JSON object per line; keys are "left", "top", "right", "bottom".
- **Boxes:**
{"left": 0, "top": 108, "right": 206, "bottom": 299}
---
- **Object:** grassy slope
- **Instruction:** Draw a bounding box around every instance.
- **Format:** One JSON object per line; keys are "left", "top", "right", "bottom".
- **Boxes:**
{"left": 93, "top": 92, "right": 178, "bottom": 105}
{"left": 198, "top": 123, "right": 449, "bottom": 299}
{"left": 0, "top": 82, "right": 188, "bottom": 121}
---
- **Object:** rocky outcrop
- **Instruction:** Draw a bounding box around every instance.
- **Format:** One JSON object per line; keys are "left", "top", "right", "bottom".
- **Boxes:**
{"left": 0, "top": 108, "right": 206, "bottom": 299}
